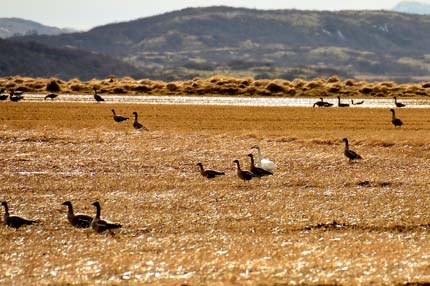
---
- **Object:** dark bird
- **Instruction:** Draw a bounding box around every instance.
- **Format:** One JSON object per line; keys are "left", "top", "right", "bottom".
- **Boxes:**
{"left": 0, "top": 88, "right": 7, "bottom": 101}
{"left": 351, "top": 99, "right": 364, "bottom": 105}
{"left": 93, "top": 87, "right": 105, "bottom": 103}
{"left": 313, "top": 98, "right": 333, "bottom": 108}
{"left": 247, "top": 154, "right": 273, "bottom": 178}
{"left": 337, "top": 96, "right": 349, "bottom": 107}
{"left": 62, "top": 201, "right": 92, "bottom": 228}
{"left": 233, "top": 159, "right": 254, "bottom": 182}
{"left": 342, "top": 138, "right": 362, "bottom": 162}
{"left": 90, "top": 202, "right": 122, "bottom": 233}
{"left": 132, "top": 112, "right": 149, "bottom": 131}
{"left": 111, "top": 109, "right": 129, "bottom": 122}
{"left": 45, "top": 93, "right": 58, "bottom": 100}
{"left": 197, "top": 162, "right": 225, "bottom": 179}
{"left": 394, "top": 96, "right": 405, "bottom": 108}
{"left": 390, "top": 109, "right": 403, "bottom": 128}
{"left": 9, "top": 91, "right": 24, "bottom": 102}
{"left": 1, "top": 201, "right": 37, "bottom": 229}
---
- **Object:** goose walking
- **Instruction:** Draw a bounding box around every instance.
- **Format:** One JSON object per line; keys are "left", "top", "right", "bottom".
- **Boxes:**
{"left": 45, "top": 93, "right": 58, "bottom": 100}
{"left": 2, "top": 201, "right": 37, "bottom": 228}
{"left": 250, "top": 145, "right": 275, "bottom": 171}
{"left": 93, "top": 87, "right": 105, "bottom": 103}
{"left": 342, "top": 138, "right": 362, "bottom": 161}
{"left": 111, "top": 109, "right": 129, "bottom": 123}
{"left": 390, "top": 109, "right": 403, "bottom": 128}
{"left": 337, "top": 96, "right": 349, "bottom": 107}
{"left": 394, "top": 96, "right": 405, "bottom": 108}
{"left": 90, "top": 202, "right": 122, "bottom": 233}
{"left": 233, "top": 160, "right": 254, "bottom": 182}
{"left": 62, "top": 201, "right": 92, "bottom": 228}
{"left": 132, "top": 112, "right": 149, "bottom": 130}
{"left": 313, "top": 98, "right": 333, "bottom": 108}
{"left": 197, "top": 162, "right": 225, "bottom": 179}
{"left": 247, "top": 154, "right": 273, "bottom": 178}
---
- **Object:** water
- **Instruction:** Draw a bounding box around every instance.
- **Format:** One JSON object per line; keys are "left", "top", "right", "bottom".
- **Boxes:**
{"left": 17, "top": 94, "right": 430, "bottom": 108}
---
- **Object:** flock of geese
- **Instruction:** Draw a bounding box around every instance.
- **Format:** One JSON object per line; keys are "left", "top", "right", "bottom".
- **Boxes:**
{"left": 1, "top": 88, "right": 410, "bottom": 231}
{"left": 1, "top": 201, "right": 121, "bottom": 233}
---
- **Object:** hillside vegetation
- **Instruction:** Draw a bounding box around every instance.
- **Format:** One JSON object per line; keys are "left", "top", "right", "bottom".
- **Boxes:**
{"left": 11, "top": 6, "right": 430, "bottom": 82}
{"left": 0, "top": 39, "right": 143, "bottom": 80}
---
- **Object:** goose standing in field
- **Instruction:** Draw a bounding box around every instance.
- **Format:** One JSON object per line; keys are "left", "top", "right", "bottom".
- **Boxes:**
{"left": 337, "top": 96, "right": 349, "bottom": 107}
{"left": 90, "top": 202, "right": 122, "bottom": 233}
{"left": 342, "top": 138, "right": 362, "bottom": 162}
{"left": 93, "top": 87, "right": 105, "bottom": 103}
{"left": 1, "top": 201, "right": 37, "bottom": 228}
{"left": 250, "top": 145, "right": 276, "bottom": 171}
{"left": 132, "top": 112, "right": 149, "bottom": 131}
{"left": 45, "top": 93, "right": 59, "bottom": 100}
{"left": 197, "top": 162, "right": 225, "bottom": 179}
{"left": 247, "top": 154, "right": 273, "bottom": 178}
{"left": 233, "top": 159, "right": 255, "bottom": 182}
{"left": 394, "top": 96, "right": 405, "bottom": 108}
{"left": 390, "top": 108, "right": 403, "bottom": 128}
{"left": 111, "top": 109, "right": 129, "bottom": 123}
{"left": 9, "top": 91, "right": 24, "bottom": 102}
{"left": 62, "top": 201, "right": 92, "bottom": 228}
{"left": 0, "top": 88, "right": 8, "bottom": 101}
{"left": 351, "top": 99, "right": 364, "bottom": 105}
{"left": 313, "top": 98, "right": 333, "bottom": 108}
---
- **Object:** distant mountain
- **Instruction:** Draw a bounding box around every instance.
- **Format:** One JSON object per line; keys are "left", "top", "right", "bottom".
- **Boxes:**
{"left": 0, "top": 18, "right": 75, "bottom": 38}
{"left": 10, "top": 7, "right": 430, "bottom": 82}
{"left": 392, "top": 1, "right": 430, "bottom": 14}
{"left": 0, "top": 38, "right": 143, "bottom": 80}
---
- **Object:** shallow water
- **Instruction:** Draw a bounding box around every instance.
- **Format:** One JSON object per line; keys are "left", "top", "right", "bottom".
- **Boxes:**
{"left": 17, "top": 94, "right": 430, "bottom": 108}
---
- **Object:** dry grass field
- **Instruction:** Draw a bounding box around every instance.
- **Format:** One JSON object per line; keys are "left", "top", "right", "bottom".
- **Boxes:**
{"left": 1, "top": 101, "right": 430, "bottom": 285}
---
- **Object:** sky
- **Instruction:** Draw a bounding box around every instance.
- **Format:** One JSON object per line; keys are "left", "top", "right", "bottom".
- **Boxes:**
{"left": 1, "top": 0, "right": 426, "bottom": 30}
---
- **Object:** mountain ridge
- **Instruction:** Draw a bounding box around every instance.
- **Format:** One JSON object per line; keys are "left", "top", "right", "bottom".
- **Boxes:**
{"left": 8, "top": 6, "right": 430, "bottom": 82}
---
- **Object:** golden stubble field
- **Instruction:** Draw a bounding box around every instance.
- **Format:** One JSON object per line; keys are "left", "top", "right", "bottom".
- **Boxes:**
{"left": 1, "top": 102, "right": 430, "bottom": 285}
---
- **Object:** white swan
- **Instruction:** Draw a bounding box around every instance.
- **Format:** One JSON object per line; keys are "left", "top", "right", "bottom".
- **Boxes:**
{"left": 251, "top": 145, "right": 276, "bottom": 171}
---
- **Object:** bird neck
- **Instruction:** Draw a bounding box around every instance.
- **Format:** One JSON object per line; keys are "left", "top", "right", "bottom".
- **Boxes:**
{"left": 235, "top": 161, "right": 241, "bottom": 171}
{"left": 249, "top": 156, "right": 255, "bottom": 167}
{"left": 134, "top": 113, "right": 138, "bottom": 122}
{"left": 67, "top": 205, "right": 74, "bottom": 216}
{"left": 197, "top": 164, "right": 204, "bottom": 173}
{"left": 255, "top": 148, "right": 262, "bottom": 163}
{"left": 344, "top": 141, "right": 349, "bottom": 150}
{"left": 2, "top": 205, "right": 9, "bottom": 218}
{"left": 95, "top": 205, "right": 101, "bottom": 218}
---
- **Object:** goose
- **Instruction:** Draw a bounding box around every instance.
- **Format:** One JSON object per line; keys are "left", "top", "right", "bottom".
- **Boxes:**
{"left": 45, "top": 93, "right": 58, "bottom": 100}
{"left": 337, "top": 96, "right": 349, "bottom": 107}
{"left": 90, "top": 202, "right": 122, "bottom": 233}
{"left": 313, "top": 98, "right": 333, "bottom": 108}
{"left": 0, "top": 89, "right": 7, "bottom": 101}
{"left": 9, "top": 91, "right": 24, "bottom": 102}
{"left": 197, "top": 162, "right": 225, "bottom": 179}
{"left": 233, "top": 159, "right": 254, "bottom": 182}
{"left": 394, "top": 96, "right": 405, "bottom": 108}
{"left": 2, "top": 201, "right": 37, "bottom": 228}
{"left": 250, "top": 145, "right": 275, "bottom": 171}
{"left": 132, "top": 112, "right": 149, "bottom": 131}
{"left": 247, "top": 154, "right": 273, "bottom": 178}
{"left": 351, "top": 99, "right": 364, "bottom": 105}
{"left": 390, "top": 109, "right": 403, "bottom": 128}
{"left": 111, "top": 109, "right": 129, "bottom": 123}
{"left": 93, "top": 87, "right": 105, "bottom": 103}
{"left": 342, "top": 138, "right": 362, "bottom": 161}
{"left": 62, "top": 201, "right": 92, "bottom": 228}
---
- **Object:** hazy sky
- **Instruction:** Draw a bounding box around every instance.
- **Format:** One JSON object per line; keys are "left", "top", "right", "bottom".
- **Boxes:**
{"left": 1, "top": 0, "right": 426, "bottom": 30}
